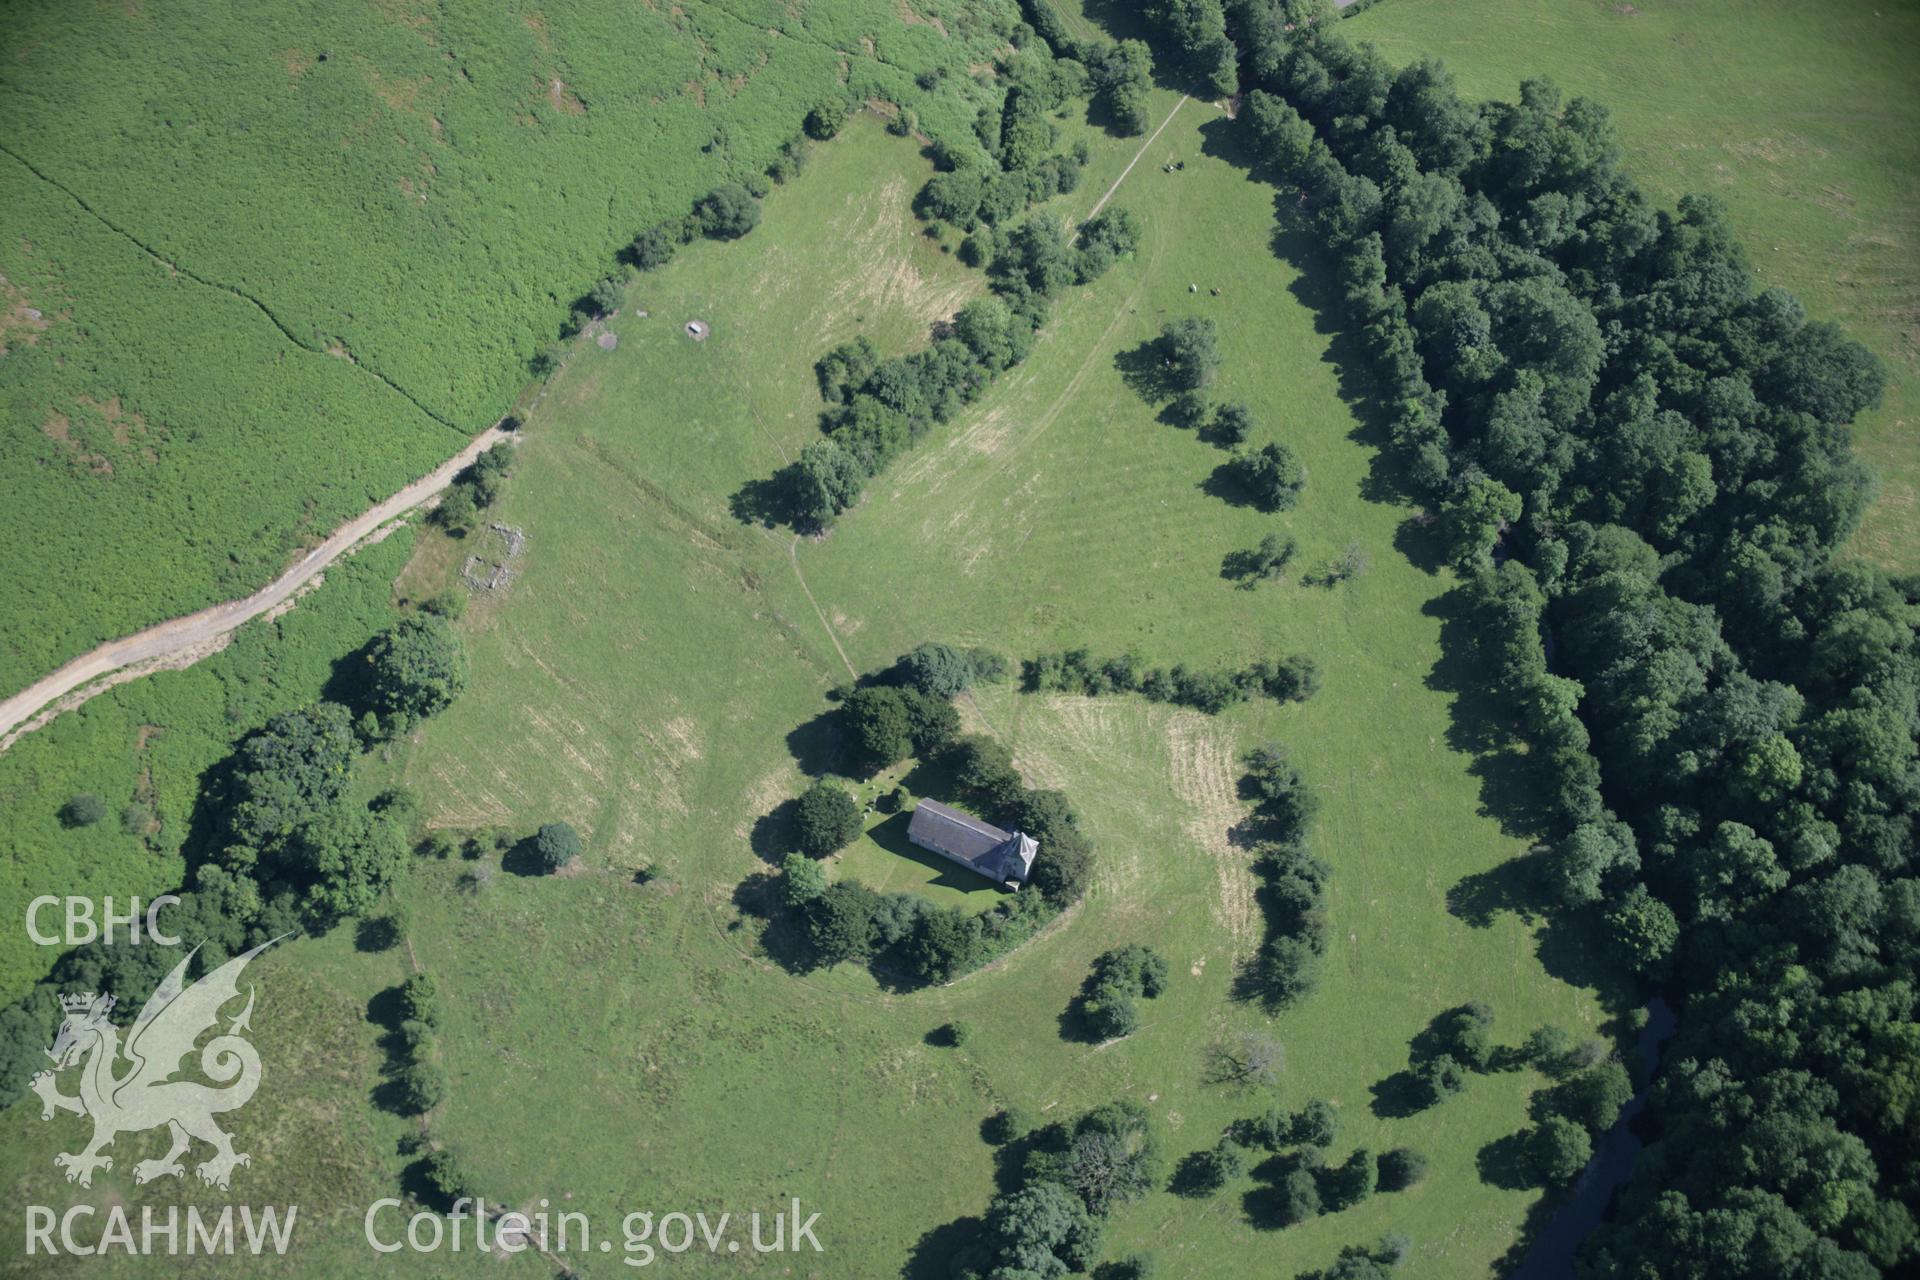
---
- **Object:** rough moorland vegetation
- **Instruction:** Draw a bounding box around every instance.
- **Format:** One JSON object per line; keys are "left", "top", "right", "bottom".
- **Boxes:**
{"left": 0, "top": 0, "right": 1036, "bottom": 693}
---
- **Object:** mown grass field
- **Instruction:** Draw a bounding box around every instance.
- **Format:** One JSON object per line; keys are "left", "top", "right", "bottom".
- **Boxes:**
{"left": 0, "top": 110, "right": 1624, "bottom": 1277}
{"left": 0, "top": 0, "right": 1023, "bottom": 695}
{"left": 1344, "top": 0, "right": 1920, "bottom": 567}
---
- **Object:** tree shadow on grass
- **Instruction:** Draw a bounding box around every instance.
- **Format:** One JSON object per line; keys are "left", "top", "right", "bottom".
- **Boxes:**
{"left": 1424, "top": 589, "right": 1563, "bottom": 840}
{"left": 730, "top": 871, "right": 814, "bottom": 975}
{"left": 1393, "top": 512, "right": 1449, "bottom": 575}
{"left": 1199, "top": 461, "right": 1264, "bottom": 510}
{"left": 749, "top": 799, "right": 798, "bottom": 865}
{"left": 318, "top": 637, "right": 378, "bottom": 717}
{"left": 902, "top": 1216, "right": 990, "bottom": 1280}
{"left": 1448, "top": 855, "right": 1546, "bottom": 929}
{"left": 1169, "top": 1150, "right": 1228, "bottom": 1198}
{"left": 1220, "top": 546, "right": 1271, "bottom": 588}
{"left": 366, "top": 984, "right": 417, "bottom": 1116}
{"left": 728, "top": 472, "right": 796, "bottom": 531}
{"left": 354, "top": 914, "right": 403, "bottom": 953}
{"left": 1477, "top": 1130, "right": 1540, "bottom": 1192}
{"left": 1368, "top": 1070, "right": 1430, "bottom": 1120}
{"left": 1115, "top": 335, "right": 1176, "bottom": 404}
{"left": 1240, "top": 1180, "right": 1299, "bottom": 1233}
{"left": 786, "top": 708, "right": 850, "bottom": 777}
{"left": 499, "top": 836, "right": 553, "bottom": 877}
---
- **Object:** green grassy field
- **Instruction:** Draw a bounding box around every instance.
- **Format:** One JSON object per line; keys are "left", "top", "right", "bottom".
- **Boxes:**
{"left": 6, "top": 3, "right": 1912, "bottom": 1276}
{"left": 1343, "top": 0, "right": 1920, "bottom": 567}
{"left": 0, "top": 0, "right": 1024, "bottom": 695}
{"left": 0, "top": 109, "right": 1620, "bottom": 1277}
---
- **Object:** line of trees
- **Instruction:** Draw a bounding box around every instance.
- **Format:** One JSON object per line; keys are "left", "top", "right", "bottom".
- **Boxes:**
{"left": 1022, "top": 648, "right": 1321, "bottom": 714}
{"left": 1239, "top": 745, "right": 1332, "bottom": 1011}
{"left": 1016, "top": 0, "right": 1156, "bottom": 136}
{"left": 431, "top": 439, "right": 514, "bottom": 539}
{"left": 1219, "top": 1095, "right": 1424, "bottom": 1228}
{"left": 746, "top": 32, "right": 1148, "bottom": 534}
{"left": 781, "top": 205, "right": 1141, "bottom": 531}
{"left": 1118, "top": 3, "right": 1918, "bottom": 1273}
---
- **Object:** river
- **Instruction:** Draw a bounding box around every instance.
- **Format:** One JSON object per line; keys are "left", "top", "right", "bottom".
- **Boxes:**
{"left": 1511, "top": 996, "right": 1679, "bottom": 1278}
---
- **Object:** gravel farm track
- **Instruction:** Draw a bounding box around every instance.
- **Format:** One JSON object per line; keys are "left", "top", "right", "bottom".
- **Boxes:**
{"left": 0, "top": 425, "right": 513, "bottom": 752}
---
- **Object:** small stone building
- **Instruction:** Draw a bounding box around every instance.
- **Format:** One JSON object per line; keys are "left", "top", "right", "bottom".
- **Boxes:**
{"left": 906, "top": 799, "right": 1039, "bottom": 889}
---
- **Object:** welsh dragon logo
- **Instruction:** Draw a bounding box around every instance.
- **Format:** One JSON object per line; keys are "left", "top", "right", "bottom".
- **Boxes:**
{"left": 29, "top": 938, "right": 280, "bottom": 1190}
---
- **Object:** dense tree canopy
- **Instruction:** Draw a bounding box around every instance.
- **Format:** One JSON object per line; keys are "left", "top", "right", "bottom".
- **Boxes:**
{"left": 366, "top": 616, "right": 468, "bottom": 726}
{"left": 794, "top": 781, "right": 862, "bottom": 858}
{"left": 1117, "top": 5, "right": 1918, "bottom": 1272}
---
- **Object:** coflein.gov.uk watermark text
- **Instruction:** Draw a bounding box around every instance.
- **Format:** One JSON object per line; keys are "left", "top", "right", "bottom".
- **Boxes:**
{"left": 366, "top": 1197, "right": 823, "bottom": 1266}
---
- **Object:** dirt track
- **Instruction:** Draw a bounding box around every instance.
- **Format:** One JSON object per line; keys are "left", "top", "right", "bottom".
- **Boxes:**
{"left": 0, "top": 426, "right": 513, "bottom": 752}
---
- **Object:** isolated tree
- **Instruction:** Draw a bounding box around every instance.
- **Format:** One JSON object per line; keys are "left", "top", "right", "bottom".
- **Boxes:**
{"left": 1376, "top": 1146, "right": 1428, "bottom": 1191}
{"left": 1324, "top": 1148, "right": 1378, "bottom": 1210}
{"left": 401, "top": 971, "right": 440, "bottom": 1026}
{"left": 532, "top": 820, "right": 582, "bottom": 873}
{"left": 1292, "top": 1099, "right": 1341, "bottom": 1148}
{"left": 434, "top": 483, "right": 479, "bottom": 535}
{"left": 1431, "top": 1001, "right": 1496, "bottom": 1071}
{"left": 1161, "top": 316, "right": 1222, "bottom": 391}
{"left": 789, "top": 437, "right": 865, "bottom": 527}
{"left": 803, "top": 101, "right": 845, "bottom": 140}
{"left": 794, "top": 781, "right": 862, "bottom": 857}
{"left": 401, "top": 1060, "right": 448, "bottom": 1113}
{"left": 1234, "top": 442, "right": 1306, "bottom": 511}
{"left": 695, "top": 183, "right": 761, "bottom": 240}
{"left": 62, "top": 793, "right": 107, "bottom": 828}
{"left": 1055, "top": 1102, "right": 1160, "bottom": 1216}
{"left": 367, "top": 616, "right": 468, "bottom": 723}
{"left": 420, "top": 1146, "right": 475, "bottom": 1205}
{"left": 1212, "top": 402, "right": 1255, "bottom": 444}
{"left": 1528, "top": 1114, "right": 1593, "bottom": 1186}
{"left": 1208, "top": 1030, "right": 1286, "bottom": 1087}
{"left": 1258, "top": 934, "right": 1322, "bottom": 1008}
{"left": 1277, "top": 1166, "right": 1322, "bottom": 1224}
{"left": 1240, "top": 532, "right": 1297, "bottom": 584}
